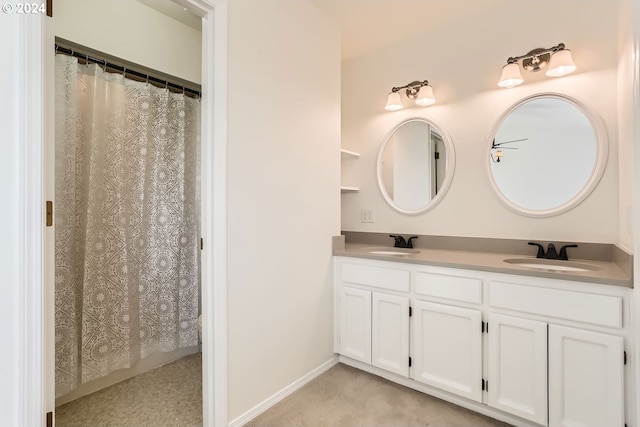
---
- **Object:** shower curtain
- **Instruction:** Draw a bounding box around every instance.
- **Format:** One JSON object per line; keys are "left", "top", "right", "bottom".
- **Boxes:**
{"left": 54, "top": 54, "right": 201, "bottom": 398}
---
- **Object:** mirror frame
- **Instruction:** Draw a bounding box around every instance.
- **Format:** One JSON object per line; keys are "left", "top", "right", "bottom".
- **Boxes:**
{"left": 377, "top": 117, "right": 456, "bottom": 215}
{"left": 486, "top": 93, "right": 608, "bottom": 217}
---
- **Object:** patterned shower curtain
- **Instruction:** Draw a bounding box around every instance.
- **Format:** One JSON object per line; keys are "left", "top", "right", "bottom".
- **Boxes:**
{"left": 54, "top": 54, "right": 201, "bottom": 398}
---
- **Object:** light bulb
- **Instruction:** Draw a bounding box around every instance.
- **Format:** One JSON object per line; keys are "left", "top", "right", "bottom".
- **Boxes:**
{"left": 546, "top": 49, "right": 576, "bottom": 77}
{"left": 415, "top": 85, "right": 435, "bottom": 106}
{"left": 497, "top": 63, "right": 524, "bottom": 88}
{"left": 385, "top": 91, "right": 403, "bottom": 111}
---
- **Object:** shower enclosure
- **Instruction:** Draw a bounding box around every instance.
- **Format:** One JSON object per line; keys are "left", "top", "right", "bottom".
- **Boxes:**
{"left": 54, "top": 51, "right": 201, "bottom": 399}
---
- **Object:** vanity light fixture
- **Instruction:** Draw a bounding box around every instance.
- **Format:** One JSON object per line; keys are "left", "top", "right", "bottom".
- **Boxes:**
{"left": 385, "top": 80, "right": 435, "bottom": 111}
{"left": 497, "top": 43, "right": 576, "bottom": 88}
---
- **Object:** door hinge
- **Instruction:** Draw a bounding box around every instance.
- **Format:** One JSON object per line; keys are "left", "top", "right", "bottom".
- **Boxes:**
{"left": 46, "top": 412, "right": 53, "bottom": 427}
{"left": 200, "top": 238, "right": 203, "bottom": 250}
{"left": 46, "top": 0, "right": 52, "bottom": 16}
{"left": 434, "top": 151, "right": 440, "bottom": 160}
{"left": 409, "top": 357, "right": 412, "bottom": 367}
{"left": 482, "top": 378, "right": 486, "bottom": 391}
{"left": 46, "top": 201, "right": 53, "bottom": 227}
{"left": 624, "top": 351, "right": 627, "bottom": 365}
{"left": 409, "top": 306, "right": 412, "bottom": 317}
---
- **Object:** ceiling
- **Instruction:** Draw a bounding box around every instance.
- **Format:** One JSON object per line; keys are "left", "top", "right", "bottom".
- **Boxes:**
{"left": 136, "top": 0, "right": 509, "bottom": 60}
{"left": 311, "top": 0, "right": 508, "bottom": 61}
{"left": 136, "top": 0, "right": 202, "bottom": 30}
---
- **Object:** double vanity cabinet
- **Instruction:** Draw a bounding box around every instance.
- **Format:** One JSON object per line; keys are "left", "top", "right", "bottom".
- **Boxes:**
{"left": 333, "top": 255, "right": 632, "bottom": 427}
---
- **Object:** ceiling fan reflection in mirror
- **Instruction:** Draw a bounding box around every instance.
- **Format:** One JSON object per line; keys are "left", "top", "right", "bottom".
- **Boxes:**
{"left": 490, "top": 138, "right": 528, "bottom": 163}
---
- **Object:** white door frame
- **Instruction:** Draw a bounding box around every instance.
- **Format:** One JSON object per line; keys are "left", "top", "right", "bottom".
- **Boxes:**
{"left": 21, "top": 0, "right": 228, "bottom": 426}
{"left": 184, "top": 1, "right": 229, "bottom": 426}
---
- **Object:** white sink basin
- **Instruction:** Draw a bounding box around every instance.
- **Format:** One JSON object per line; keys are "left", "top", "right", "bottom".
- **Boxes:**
{"left": 503, "top": 258, "right": 600, "bottom": 272}
{"left": 366, "top": 247, "right": 420, "bottom": 256}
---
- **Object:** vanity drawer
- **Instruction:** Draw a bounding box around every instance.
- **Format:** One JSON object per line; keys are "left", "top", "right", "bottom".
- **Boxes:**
{"left": 415, "top": 271, "right": 483, "bottom": 304}
{"left": 489, "top": 281, "right": 622, "bottom": 328}
{"left": 341, "top": 262, "right": 410, "bottom": 293}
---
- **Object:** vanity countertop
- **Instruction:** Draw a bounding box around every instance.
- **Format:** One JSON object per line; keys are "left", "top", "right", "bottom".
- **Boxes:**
{"left": 334, "top": 242, "right": 632, "bottom": 288}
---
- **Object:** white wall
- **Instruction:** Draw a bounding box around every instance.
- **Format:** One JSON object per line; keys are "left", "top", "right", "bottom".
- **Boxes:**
{"left": 226, "top": 0, "right": 340, "bottom": 422}
{"left": 53, "top": 0, "right": 201, "bottom": 84}
{"left": 0, "top": 13, "right": 25, "bottom": 426}
{"left": 341, "top": 0, "right": 621, "bottom": 244}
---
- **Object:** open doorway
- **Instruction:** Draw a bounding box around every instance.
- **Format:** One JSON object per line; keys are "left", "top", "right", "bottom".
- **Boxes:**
{"left": 54, "top": 40, "right": 203, "bottom": 427}
{"left": 41, "top": 0, "right": 227, "bottom": 425}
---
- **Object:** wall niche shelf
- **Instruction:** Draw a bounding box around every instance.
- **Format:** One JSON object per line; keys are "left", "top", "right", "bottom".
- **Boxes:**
{"left": 341, "top": 149, "right": 360, "bottom": 194}
{"left": 341, "top": 186, "right": 360, "bottom": 194}
{"left": 341, "top": 149, "right": 361, "bottom": 160}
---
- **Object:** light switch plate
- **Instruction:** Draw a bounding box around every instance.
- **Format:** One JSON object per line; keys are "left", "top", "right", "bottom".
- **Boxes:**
{"left": 360, "top": 208, "right": 374, "bottom": 223}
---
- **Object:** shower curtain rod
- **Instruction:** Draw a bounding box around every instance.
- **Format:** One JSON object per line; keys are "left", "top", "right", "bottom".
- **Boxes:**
{"left": 55, "top": 40, "right": 201, "bottom": 98}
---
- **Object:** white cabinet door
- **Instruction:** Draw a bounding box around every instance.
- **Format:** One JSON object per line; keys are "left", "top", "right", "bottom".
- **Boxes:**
{"left": 548, "top": 325, "right": 624, "bottom": 427}
{"left": 412, "top": 300, "right": 483, "bottom": 402}
{"left": 488, "top": 313, "right": 547, "bottom": 425}
{"left": 372, "top": 293, "right": 409, "bottom": 377}
{"left": 339, "top": 287, "right": 371, "bottom": 364}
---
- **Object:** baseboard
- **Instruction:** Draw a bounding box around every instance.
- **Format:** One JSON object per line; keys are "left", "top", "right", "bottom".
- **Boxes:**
{"left": 228, "top": 356, "right": 340, "bottom": 427}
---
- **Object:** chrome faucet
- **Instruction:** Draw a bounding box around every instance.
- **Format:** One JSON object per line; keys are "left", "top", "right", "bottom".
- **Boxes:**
{"left": 390, "top": 235, "right": 418, "bottom": 249}
{"left": 528, "top": 242, "right": 578, "bottom": 260}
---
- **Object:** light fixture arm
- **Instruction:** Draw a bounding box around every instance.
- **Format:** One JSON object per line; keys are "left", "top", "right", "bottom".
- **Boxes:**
{"left": 506, "top": 43, "right": 566, "bottom": 64}
{"left": 391, "top": 80, "right": 430, "bottom": 99}
{"left": 505, "top": 43, "right": 566, "bottom": 71}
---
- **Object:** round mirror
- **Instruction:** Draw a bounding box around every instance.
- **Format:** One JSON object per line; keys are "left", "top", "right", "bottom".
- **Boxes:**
{"left": 377, "top": 118, "right": 456, "bottom": 215}
{"left": 487, "top": 94, "right": 608, "bottom": 217}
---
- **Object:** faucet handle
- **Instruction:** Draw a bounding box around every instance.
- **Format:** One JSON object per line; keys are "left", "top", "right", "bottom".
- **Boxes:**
{"left": 558, "top": 244, "right": 578, "bottom": 260}
{"left": 407, "top": 236, "right": 418, "bottom": 248}
{"left": 528, "top": 242, "right": 546, "bottom": 258}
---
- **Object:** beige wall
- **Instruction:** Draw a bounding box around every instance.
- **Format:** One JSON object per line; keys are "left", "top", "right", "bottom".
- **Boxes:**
{"left": 617, "top": 0, "right": 635, "bottom": 251}
{"left": 226, "top": 0, "right": 341, "bottom": 421}
{"left": 341, "top": 0, "right": 623, "bottom": 245}
{"left": 53, "top": 0, "right": 201, "bottom": 84}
